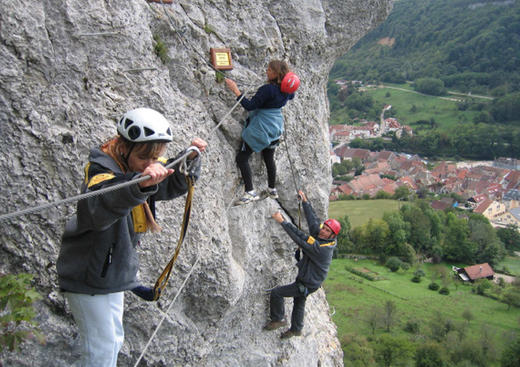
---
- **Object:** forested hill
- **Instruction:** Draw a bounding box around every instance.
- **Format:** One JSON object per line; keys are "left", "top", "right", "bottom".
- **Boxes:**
{"left": 330, "top": 0, "right": 520, "bottom": 95}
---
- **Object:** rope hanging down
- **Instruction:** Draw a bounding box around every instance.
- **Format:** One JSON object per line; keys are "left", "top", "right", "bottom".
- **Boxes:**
{"left": 152, "top": 176, "right": 194, "bottom": 300}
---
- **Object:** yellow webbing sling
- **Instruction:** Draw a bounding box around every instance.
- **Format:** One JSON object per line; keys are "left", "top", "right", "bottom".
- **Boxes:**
{"left": 152, "top": 176, "right": 195, "bottom": 301}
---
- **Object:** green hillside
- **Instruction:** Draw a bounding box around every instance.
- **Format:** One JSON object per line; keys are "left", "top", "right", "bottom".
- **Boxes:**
{"left": 330, "top": 0, "right": 520, "bottom": 95}
{"left": 324, "top": 258, "right": 520, "bottom": 366}
{"left": 327, "top": 0, "right": 520, "bottom": 161}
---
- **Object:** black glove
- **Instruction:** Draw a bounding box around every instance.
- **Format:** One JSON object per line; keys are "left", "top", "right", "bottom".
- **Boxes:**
{"left": 131, "top": 285, "right": 157, "bottom": 301}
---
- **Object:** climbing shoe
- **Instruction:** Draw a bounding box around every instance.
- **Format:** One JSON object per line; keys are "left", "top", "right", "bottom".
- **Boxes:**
{"left": 235, "top": 191, "right": 260, "bottom": 205}
{"left": 267, "top": 188, "right": 279, "bottom": 199}
{"left": 263, "top": 320, "right": 287, "bottom": 331}
{"left": 280, "top": 329, "right": 302, "bottom": 339}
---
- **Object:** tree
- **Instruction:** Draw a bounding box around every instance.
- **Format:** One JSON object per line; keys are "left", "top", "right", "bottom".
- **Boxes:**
{"left": 500, "top": 335, "right": 520, "bottom": 367}
{"left": 497, "top": 224, "right": 520, "bottom": 252}
{"left": 415, "top": 342, "right": 445, "bottom": 367}
{"left": 468, "top": 213, "right": 505, "bottom": 265}
{"left": 336, "top": 215, "right": 353, "bottom": 254}
{"left": 365, "top": 305, "right": 380, "bottom": 335}
{"left": 393, "top": 185, "right": 410, "bottom": 200}
{"left": 374, "top": 335, "right": 414, "bottom": 367}
{"left": 502, "top": 288, "right": 520, "bottom": 310}
{"left": 462, "top": 309, "right": 474, "bottom": 325}
{"left": 442, "top": 212, "right": 475, "bottom": 263}
{"left": 341, "top": 333, "right": 376, "bottom": 367}
{"left": 382, "top": 300, "right": 397, "bottom": 332}
{"left": 415, "top": 77, "right": 446, "bottom": 96}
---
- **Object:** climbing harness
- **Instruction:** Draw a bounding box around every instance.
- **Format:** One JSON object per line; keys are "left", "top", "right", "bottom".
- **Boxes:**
{"left": 151, "top": 175, "right": 194, "bottom": 301}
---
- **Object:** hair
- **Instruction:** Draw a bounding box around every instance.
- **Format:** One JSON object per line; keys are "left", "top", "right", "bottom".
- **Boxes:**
{"left": 102, "top": 136, "right": 167, "bottom": 172}
{"left": 267, "top": 60, "right": 290, "bottom": 86}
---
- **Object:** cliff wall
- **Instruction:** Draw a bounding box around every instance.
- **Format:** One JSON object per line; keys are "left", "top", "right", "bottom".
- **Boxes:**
{"left": 0, "top": 1, "right": 392, "bottom": 365}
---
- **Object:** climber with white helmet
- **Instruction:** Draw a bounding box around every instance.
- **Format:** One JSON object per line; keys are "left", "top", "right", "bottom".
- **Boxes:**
{"left": 56, "top": 107, "right": 207, "bottom": 367}
{"left": 265, "top": 190, "right": 340, "bottom": 339}
{"left": 225, "top": 59, "right": 299, "bottom": 205}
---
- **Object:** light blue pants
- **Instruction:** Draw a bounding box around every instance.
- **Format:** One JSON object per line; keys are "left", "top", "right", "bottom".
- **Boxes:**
{"left": 65, "top": 292, "right": 125, "bottom": 367}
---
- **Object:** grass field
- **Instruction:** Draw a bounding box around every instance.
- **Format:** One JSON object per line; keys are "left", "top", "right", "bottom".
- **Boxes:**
{"left": 324, "top": 258, "right": 520, "bottom": 366}
{"left": 328, "top": 199, "right": 400, "bottom": 229}
{"left": 364, "top": 84, "right": 482, "bottom": 131}
{"left": 496, "top": 255, "right": 520, "bottom": 277}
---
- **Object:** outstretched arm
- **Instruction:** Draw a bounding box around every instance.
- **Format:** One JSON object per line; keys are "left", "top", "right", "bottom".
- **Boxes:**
{"left": 298, "top": 190, "right": 321, "bottom": 236}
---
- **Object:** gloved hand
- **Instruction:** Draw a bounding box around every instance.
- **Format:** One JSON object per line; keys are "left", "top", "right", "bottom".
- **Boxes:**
{"left": 131, "top": 285, "right": 158, "bottom": 301}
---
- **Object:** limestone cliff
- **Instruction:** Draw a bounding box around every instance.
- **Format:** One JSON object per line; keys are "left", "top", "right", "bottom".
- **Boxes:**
{"left": 0, "top": 1, "right": 392, "bottom": 366}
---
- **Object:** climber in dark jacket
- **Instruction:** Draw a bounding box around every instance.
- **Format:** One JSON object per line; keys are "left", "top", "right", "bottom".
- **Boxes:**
{"left": 265, "top": 190, "right": 341, "bottom": 339}
{"left": 225, "top": 59, "right": 296, "bottom": 205}
{"left": 57, "top": 107, "right": 207, "bottom": 367}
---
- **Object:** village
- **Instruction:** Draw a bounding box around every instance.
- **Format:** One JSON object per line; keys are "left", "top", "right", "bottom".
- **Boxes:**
{"left": 329, "top": 123, "right": 520, "bottom": 230}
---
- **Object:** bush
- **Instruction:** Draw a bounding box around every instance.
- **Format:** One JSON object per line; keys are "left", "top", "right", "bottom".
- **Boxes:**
{"left": 0, "top": 273, "right": 44, "bottom": 352}
{"left": 411, "top": 275, "right": 422, "bottom": 283}
{"left": 386, "top": 257, "right": 402, "bottom": 272}
{"left": 404, "top": 319, "right": 420, "bottom": 334}
{"left": 439, "top": 287, "right": 450, "bottom": 295}
{"left": 414, "top": 269, "right": 426, "bottom": 278}
{"left": 429, "top": 282, "right": 440, "bottom": 291}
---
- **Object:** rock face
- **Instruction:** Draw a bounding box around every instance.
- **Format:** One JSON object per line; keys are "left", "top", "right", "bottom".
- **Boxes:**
{"left": 0, "top": 1, "right": 392, "bottom": 366}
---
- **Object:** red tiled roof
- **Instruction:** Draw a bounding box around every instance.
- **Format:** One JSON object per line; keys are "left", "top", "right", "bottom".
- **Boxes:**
{"left": 474, "top": 199, "right": 493, "bottom": 214}
{"left": 464, "top": 263, "right": 494, "bottom": 280}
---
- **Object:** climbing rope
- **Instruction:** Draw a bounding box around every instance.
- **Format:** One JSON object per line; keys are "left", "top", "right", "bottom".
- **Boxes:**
{"left": 152, "top": 176, "right": 194, "bottom": 300}
{"left": 281, "top": 128, "right": 303, "bottom": 230}
{"left": 132, "top": 254, "right": 201, "bottom": 367}
{"left": 0, "top": 149, "right": 193, "bottom": 222}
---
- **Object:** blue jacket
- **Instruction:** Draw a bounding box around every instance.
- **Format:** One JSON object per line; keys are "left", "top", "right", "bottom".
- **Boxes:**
{"left": 281, "top": 201, "right": 337, "bottom": 289}
{"left": 242, "top": 108, "right": 284, "bottom": 152}
{"left": 238, "top": 83, "right": 294, "bottom": 152}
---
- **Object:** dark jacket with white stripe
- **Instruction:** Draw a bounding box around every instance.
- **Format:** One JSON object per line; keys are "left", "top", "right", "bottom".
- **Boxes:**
{"left": 281, "top": 201, "right": 336, "bottom": 289}
{"left": 57, "top": 147, "right": 199, "bottom": 295}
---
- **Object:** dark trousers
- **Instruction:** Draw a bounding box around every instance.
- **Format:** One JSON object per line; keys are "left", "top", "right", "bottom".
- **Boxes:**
{"left": 269, "top": 281, "right": 318, "bottom": 332}
{"left": 236, "top": 141, "right": 276, "bottom": 192}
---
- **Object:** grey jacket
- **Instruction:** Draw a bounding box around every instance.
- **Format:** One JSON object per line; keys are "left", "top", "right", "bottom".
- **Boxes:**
{"left": 57, "top": 148, "right": 200, "bottom": 294}
{"left": 281, "top": 201, "right": 337, "bottom": 289}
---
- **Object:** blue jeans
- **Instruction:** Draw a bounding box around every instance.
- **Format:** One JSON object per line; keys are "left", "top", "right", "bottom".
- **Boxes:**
{"left": 269, "top": 281, "right": 318, "bottom": 332}
{"left": 65, "top": 292, "right": 124, "bottom": 367}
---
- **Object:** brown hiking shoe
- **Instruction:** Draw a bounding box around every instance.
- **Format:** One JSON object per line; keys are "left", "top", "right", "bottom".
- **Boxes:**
{"left": 280, "top": 329, "right": 302, "bottom": 339}
{"left": 263, "top": 320, "right": 287, "bottom": 331}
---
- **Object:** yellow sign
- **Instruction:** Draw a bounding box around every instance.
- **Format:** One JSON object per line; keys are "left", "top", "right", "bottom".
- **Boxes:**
{"left": 215, "top": 52, "right": 230, "bottom": 66}
{"left": 210, "top": 48, "right": 233, "bottom": 70}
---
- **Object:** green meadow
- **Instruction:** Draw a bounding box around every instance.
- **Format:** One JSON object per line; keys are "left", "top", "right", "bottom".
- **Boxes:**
{"left": 326, "top": 200, "right": 520, "bottom": 365}
{"left": 328, "top": 199, "right": 400, "bottom": 229}
{"left": 324, "top": 258, "right": 520, "bottom": 366}
{"left": 363, "top": 83, "right": 484, "bottom": 131}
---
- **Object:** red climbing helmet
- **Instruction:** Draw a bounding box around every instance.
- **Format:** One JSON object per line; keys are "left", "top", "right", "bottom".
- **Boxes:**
{"left": 323, "top": 219, "right": 341, "bottom": 235}
{"left": 280, "top": 72, "right": 300, "bottom": 94}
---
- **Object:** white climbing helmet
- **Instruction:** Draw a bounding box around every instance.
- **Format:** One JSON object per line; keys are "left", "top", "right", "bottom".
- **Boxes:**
{"left": 117, "top": 108, "right": 173, "bottom": 143}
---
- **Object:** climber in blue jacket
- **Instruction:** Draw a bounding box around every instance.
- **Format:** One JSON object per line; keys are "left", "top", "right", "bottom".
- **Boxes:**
{"left": 225, "top": 59, "right": 296, "bottom": 205}
{"left": 265, "top": 190, "right": 341, "bottom": 339}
